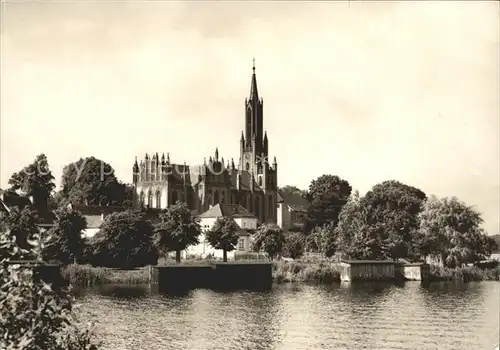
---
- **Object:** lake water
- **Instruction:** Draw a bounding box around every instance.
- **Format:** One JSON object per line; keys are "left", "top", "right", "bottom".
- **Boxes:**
{"left": 76, "top": 282, "right": 500, "bottom": 350}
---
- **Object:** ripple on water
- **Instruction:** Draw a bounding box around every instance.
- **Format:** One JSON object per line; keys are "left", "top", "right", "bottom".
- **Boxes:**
{"left": 76, "top": 282, "right": 500, "bottom": 350}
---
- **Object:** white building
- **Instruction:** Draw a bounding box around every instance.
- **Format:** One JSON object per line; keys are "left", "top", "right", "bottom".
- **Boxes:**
{"left": 66, "top": 203, "right": 125, "bottom": 239}
{"left": 185, "top": 203, "right": 257, "bottom": 260}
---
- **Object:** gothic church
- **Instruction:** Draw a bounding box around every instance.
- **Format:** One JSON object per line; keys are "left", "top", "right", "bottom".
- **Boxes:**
{"left": 132, "top": 63, "right": 278, "bottom": 224}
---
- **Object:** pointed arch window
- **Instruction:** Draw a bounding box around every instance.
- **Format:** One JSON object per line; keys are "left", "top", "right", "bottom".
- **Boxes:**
{"left": 147, "top": 191, "right": 153, "bottom": 208}
{"left": 172, "top": 191, "right": 178, "bottom": 205}
{"left": 156, "top": 191, "right": 161, "bottom": 208}
{"left": 214, "top": 190, "right": 220, "bottom": 205}
{"left": 139, "top": 191, "right": 145, "bottom": 206}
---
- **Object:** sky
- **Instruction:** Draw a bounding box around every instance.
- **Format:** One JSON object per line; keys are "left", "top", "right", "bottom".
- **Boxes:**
{"left": 0, "top": 1, "right": 498, "bottom": 234}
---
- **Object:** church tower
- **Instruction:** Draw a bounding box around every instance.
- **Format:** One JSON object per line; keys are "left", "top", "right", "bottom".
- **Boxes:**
{"left": 240, "top": 59, "right": 268, "bottom": 178}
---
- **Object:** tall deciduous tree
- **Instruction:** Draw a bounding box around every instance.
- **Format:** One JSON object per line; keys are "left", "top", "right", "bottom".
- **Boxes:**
{"left": 360, "top": 180, "right": 426, "bottom": 260}
{"left": 154, "top": 202, "right": 201, "bottom": 263}
{"left": 417, "top": 195, "right": 493, "bottom": 267}
{"left": 252, "top": 224, "right": 285, "bottom": 261}
{"left": 304, "top": 175, "right": 352, "bottom": 233}
{"left": 8, "top": 154, "right": 55, "bottom": 208}
{"left": 59, "top": 157, "right": 133, "bottom": 207}
{"left": 90, "top": 210, "right": 157, "bottom": 268}
{"left": 205, "top": 216, "right": 240, "bottom": 262}
{"left": 43, "top": 207, "right": 87, "bottom": 264}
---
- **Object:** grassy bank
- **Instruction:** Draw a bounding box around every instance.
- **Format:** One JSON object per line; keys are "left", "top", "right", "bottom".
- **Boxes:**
{"left": 61, "top": 261, "right": 500, "bottom": 286}
{"left": 61, "top": 264, "right": 150, "bottom": 286}
{"left": 428, "top": 265, "right": 500, "bottom": 282}
{"left": 272, "top": 261, "right": 341, "bottom": 284}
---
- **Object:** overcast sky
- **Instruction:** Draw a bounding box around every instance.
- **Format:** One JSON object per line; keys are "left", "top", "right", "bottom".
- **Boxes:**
{"left": 1, "top": 1, "right": 498, "bottom": 234}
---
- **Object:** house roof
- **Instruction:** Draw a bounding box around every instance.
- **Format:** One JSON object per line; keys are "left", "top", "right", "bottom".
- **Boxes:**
{"left": 0, "top": 190, "right": 32, "bottom": 212}
{"left": 0, "top": 190, "right": 55, "bottom": 226}
{"left": 277, "top": 191, "right": 309, "bottom": 212}
{"left": 199, "top": 203, "right": 256, "bottom": 219}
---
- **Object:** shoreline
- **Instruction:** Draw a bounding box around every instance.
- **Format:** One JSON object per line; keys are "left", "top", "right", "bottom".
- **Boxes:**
{"left": 61, "top": 261, "right": 500, "bottom": 286}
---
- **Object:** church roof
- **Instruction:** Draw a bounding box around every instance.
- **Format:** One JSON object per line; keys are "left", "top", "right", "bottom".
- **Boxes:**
{"left": 199, "top": 203, "right": 256, "bottom": 219}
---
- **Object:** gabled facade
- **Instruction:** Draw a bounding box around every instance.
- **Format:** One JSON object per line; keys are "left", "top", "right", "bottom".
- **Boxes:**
{"left": 186, "top": 203, "right": 258, "bottom": 260}
{"left": 132, "top": 62, "right": 278, "bottom": 225}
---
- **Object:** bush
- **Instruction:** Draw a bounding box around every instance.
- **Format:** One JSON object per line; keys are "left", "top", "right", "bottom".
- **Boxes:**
{"left": 0, "top": 230, "right": 100, "bottom": 349}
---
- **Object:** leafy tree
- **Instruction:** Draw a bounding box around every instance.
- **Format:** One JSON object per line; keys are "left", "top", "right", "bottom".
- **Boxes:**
{"left": 205, "top": 216, "right": 240, "bottom": 262}
{"left": 0, "top": 230, "right": 100, "bottom": 349}
{"left": 8, "top": 154, "right": 55, "bottom": 208}
{"left": 90, "top": 210, "right": 157, "bottom": 268}
{"left": 59, "top": 157, "right": 132, "bottom": 207}
{"left": 279, "top": 185, "right": 307, "bottom": 198}
{"left": 252, "top": 224, "right": 285, "bottom": 261}
{"left": 0, "top": 206, "right": 41, "bottom": 258}
{"left": 43, "top": 207, "right": 87, "bottom": 264}
{"left": 304, "top": 174, "right": 352, "bottom": 233}
{"left": 154, "top": 201, "right": 201, "bottom": 263}
{"left": 417, "top": 195, "right": 493, "bottom": 267}
{"left": 282, "top": 232, "right": 305, "bottom": 259}
{"left": 360, "top": 180, "right": 426, "bottom": 260}
{"left": 334, "top": 190, "right": 363, "bottom": 254}
{"left": 305, "top": 223, "right": 337, "bottom": 258}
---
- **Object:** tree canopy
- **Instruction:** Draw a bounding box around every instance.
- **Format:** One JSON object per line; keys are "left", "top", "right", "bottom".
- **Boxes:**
{"left": 43, "top": 207, "right": 87, "bottom": 264}
{"left": 154, "top": 201, "right": 201, "bottom": 263}
{"left": 205, "top": 216, "right": 240, "bottom": 262}
{"left": 252, "top": 224, "right": 285, "bottom": 260}
{"left": 304, "top": 174, "right": 352, "bottom": 233}
{"left": 416, "top": 195, "right": 494, "bottom": 267}
{"left": 0, "top": 206, "right": 41, "bottom": 257}
{"left": 90, "top": 210, "right": 157, "bottom": 268}
{"left": 59, "top": 157, "right": 134, "bottom": 207}
{"left": 8, "top": 154, "right": 55, "bottom": 207}
{"left": 360, "top": 180, "right": 427, "bottom": 260}
{"left": 282, "top": 231, "right": 305, "bottom": 259}
{"left": 279, "top": 185, "right": 307, "bottom": 198}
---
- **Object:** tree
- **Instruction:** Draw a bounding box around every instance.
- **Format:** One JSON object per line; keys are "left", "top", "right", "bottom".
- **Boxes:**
{"left": 43, "top": 207, "right": 87, "bottom": 264}
{"left": 59, "top": 157, "right": 132, "bottom": 207}
{"left": 154, "top": 202, "right": 201, "bottom": 263}
{"left": 252, "top": 224, "right": 285, "bottom": 261}
{"left": 360, "top": 180, "right": 426, "bottom": 260}
{"left": 417, "top": 195, "right": 493, "bottom": 267}
{"left": 0, "top": 230, "right": 100, "bottom": 349}
{"left": 90, "top": 210, "right": 157, "bottom": 268}
{"left": 304, "top": 175, "right": 352, "bottom": 233}
{"left": 282, "top": 232, "right": 305, "bottom": 259}
{"left": 0, "top": 206, "right": 41, "bottom": 258}
{"left": 205, "top": 216, "right": 240, "bottom": 262}
{"left": 305, "top": 223, "right": 337, "bottom": 258}
{"left": 8, "top": 154, "right": 55, "bottom": 208}
{"left": 279, "top": 185, "right": 307, "bottom": 198}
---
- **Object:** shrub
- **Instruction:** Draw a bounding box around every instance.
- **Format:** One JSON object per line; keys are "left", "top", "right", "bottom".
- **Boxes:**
{"left": 0, "top": 230, "right": 100, "bottom": 349}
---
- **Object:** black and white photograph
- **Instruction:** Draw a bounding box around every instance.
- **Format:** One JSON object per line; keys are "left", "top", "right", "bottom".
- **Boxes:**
{"left": 0, "top": 1, "right": 499, "bottom": 349}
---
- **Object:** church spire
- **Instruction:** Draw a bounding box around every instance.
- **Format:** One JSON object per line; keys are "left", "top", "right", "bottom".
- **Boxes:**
{"left": 249, "top": 58, "right": 259, "bottom": 101}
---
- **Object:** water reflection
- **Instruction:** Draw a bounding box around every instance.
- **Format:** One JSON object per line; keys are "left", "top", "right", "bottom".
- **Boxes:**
{"left": 76, "top": 282, "right": 500, "bottom": 350}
